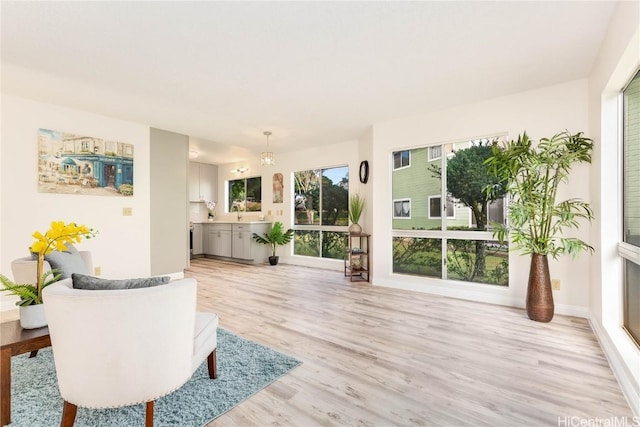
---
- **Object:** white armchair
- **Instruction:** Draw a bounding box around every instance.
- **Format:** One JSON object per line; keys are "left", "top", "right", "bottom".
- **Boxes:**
{"left": 11, "top": 251, "right": 93, "bottom": 284}
{"left": 43, "top": 277, "right": 218, "bottom": 427}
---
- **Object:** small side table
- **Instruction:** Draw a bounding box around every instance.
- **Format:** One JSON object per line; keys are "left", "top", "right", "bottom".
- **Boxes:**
{"left": 344, "top": 232, "right": 370, "bottom": 282}
{"left": 1, "top": 320, "right": 51, "bottom": 426}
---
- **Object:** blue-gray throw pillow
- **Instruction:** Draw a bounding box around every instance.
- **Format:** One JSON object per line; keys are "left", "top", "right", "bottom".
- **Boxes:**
{"left": 44, "top": 244, "right": 89, "bottom": 279}
{"left": 71, "top": 273, "right": 170, "bottom": 290}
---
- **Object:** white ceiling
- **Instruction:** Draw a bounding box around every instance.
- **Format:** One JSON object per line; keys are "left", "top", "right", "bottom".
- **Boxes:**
{"left": 1, "top": 1, "right": 616, "bottom": 165}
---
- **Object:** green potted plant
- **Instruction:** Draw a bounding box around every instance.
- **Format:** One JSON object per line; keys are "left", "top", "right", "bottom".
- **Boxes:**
{"left": 348, "top": 193, "right": 365, "bottom": 234}
{"left": 0, "top": 221, "right": 96, "bottom": 328}
{"left": 485, "top": 131, "right": 594, "bottom": 322}
{"left": 252, "top": 221, "right": 294, "bottom": 265}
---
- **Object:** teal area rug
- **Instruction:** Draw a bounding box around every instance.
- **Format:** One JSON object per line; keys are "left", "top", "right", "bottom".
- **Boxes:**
{"left": 10, "top": 329, "right": 301, "bottom": 426}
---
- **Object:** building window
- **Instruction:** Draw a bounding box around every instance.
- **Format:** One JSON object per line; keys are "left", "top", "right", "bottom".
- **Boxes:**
{"left": 393, "top": 199, "right": 411, "bottom": 218}
{"left": 428, "top": 195, "right": 454, "bottom": 219}
{"left": 393, "top": 150, "right": 410, "bottom": 170}
{"left": 622, "top": 69, "right": 640, "bottom": 345}
{"left": 428, "top": 146, "right": 442, "bottom": 161}
{"left": 391, "top": 140, "right": 508, "bottom": 286}
{"left": 228, "top": 176, "right": 262, "bottom": 212}
{"left": 293, "top": 166, "right": 349, "bottom": 259}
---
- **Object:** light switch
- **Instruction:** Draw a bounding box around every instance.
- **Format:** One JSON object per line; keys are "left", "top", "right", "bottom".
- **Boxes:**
{"left": 123, "top": 207, "right": 133, "bottom": 216}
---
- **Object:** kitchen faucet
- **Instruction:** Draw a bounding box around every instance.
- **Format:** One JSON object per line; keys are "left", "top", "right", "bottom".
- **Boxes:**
{"left": 233, "top": 203, "right": 241, "bottom": 221}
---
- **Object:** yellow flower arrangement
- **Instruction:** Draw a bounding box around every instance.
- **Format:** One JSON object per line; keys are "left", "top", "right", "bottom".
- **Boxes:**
{"left": 0, "top": 221, "right": 97, "bottom": 305}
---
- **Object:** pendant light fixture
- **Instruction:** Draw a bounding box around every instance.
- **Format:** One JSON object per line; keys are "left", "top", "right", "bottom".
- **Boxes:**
{"left": 261, "top": 131, "right": 275, "bottom": 166}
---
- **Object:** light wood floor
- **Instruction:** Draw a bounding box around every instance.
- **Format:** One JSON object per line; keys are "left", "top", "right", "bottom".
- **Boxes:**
{"left": 187, "top": 258, "right": 633, "bottom": 427}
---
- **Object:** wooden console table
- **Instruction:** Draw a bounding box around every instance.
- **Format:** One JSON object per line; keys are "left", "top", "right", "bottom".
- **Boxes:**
{"left": 1, "top": 320, "right": 51, "bottom": 426}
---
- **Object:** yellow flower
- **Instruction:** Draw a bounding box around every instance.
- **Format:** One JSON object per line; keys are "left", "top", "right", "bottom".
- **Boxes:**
{"left": 28, "top": 221, "right": 98, "bottom": 301}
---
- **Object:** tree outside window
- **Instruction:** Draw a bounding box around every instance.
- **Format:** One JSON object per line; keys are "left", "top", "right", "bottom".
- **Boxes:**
{"left": 293, "top": 166, "right": 349, "bottom": 259}
{"left": 228, "top": 176, "right": 262, "bottom": 212}
{"left": 391, "top": 140, "right": 509, "bottom": 286}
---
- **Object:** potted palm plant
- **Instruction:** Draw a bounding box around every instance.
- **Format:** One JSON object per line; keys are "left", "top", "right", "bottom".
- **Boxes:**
{"left": 348, "top": 193, "right": 365, "bottom": 234}
{"left": 252, "top": 221, "right": 294, "bottom": 265}
{"left": 485, "top": 131, "right": 594, "bottom": 322}
{"left": 0, "top": 221, "right": 96, "bottom": 328}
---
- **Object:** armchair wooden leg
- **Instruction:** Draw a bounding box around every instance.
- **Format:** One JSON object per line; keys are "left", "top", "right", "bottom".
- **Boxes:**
{"left": 61, "top": 401, "right": 78, "bottom": 427}
{"left": 208, "top": 349, "right": 217, "bottom": 379}
{"left": 145, "top": 401, "right": 154, "bottom": 427}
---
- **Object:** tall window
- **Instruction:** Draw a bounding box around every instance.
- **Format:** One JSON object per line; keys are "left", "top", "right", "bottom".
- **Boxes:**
{"left": 392, "top": 139, "right": 508, "bottom": 286}
{"left": 622, "top": 69, "right": 640, "bottom": 345}
{"left": 228, "top": 177, "right": 262, "bottom": 212}
{"left": 293, "top": 166, "right": 349, "bottom": 259}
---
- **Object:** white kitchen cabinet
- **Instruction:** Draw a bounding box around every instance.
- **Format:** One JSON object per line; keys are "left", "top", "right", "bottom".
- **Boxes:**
{"left": 204, "top": 224, "right": 232, "bottom": 257}
{"left": 232, "top": 223, "right": 270, "bottom": 261}
{"left": 192, "top": 223, "right": 203, "bottom": 255}
{"left": 201, "top": 222, "right": 271, "bottom": 263}
{"left": 189, "top": 162, "right": 218, "bottom": 202}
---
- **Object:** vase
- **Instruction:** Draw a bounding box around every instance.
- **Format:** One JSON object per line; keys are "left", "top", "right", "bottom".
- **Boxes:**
{"left": 349, "top": 223, "right": 362, "bottom": 234}
{"left": 526, "top": 254, "right": 554, "bottom": 322}
{"left": 268, "top": 256, "right": 279, "bottom": 266}
{"left": 19, "top": 304, "right": 47, "bottom": 329}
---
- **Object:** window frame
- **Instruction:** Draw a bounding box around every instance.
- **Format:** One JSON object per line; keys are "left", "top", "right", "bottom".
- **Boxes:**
{"left": 393, "top": 198, "right": 412, "bottom": 219}
{"left": 292, "top": 166, "right": 349, "bottom": 259}
{"left": 227, "top": 176, "right": 262, "bottom": 212}
{"left": 391, "top": 136, "right": 509, "bottom": 287}
{"left": 393, "top": 150, "right": 411, "bottom": 170}
{"left": 619, "top": 68, "right": 640, "bottom": 346}
{"left": 428, "top": 146, "right": 442, "bottom": 162}
{"left": 428, "top": 195, "right": 455, "bottom": 219}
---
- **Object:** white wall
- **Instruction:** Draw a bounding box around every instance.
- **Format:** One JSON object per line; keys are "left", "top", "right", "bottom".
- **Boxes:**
{"left": 588, "top": 0, "right": 640, "bottom": 416}
{"left": 216, "top": 139, "right": 361, "bottom": 270}
{"left": 1, "top": 94, "right": 152, "bottom": 308}
{"left": 370, "top": 80, "right": 592, "bottom": 316}
{"left": 150, "top": 127, "right": 189, "bottom": 275}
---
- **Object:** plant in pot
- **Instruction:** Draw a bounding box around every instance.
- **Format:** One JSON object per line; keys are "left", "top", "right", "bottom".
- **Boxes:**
{"left": 252, "top": 221, "right": 294, "bottom": 266}
{"left": 0, "top": 221, "right": 97, "bottom": 328}
{"left": 485, "top": 131, "right": 594, "bottom": 322}
{"left": 348, "top": 193, "right": 365, "bottom": 234}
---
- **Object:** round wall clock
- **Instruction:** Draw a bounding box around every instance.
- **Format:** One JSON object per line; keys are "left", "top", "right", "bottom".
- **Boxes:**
{"left": 359, "top": 160, "right": 369, "bottom": 184}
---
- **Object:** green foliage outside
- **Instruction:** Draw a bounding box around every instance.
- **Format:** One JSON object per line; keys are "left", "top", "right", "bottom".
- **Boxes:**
{"left": 322, "top": 232, "right": 347, "bottom": 259}
{"left": 294, "top": 230, "right": 319, "bottom": 256}
{"left": 429, "top": 141, "right": 507, "bottom": 279}
{"left": 392, "top": 237, "right": 508, "bottom": 286}
{"left": 393, "top": 237, "right": 442, "bottom": 278}
{"left": 321, "top": 175, "right": 349, "bottom": 226}
{"left": 229, "top": 177, "right": 262, "bottom": 212}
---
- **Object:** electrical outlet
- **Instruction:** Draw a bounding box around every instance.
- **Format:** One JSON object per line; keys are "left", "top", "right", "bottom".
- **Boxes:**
{"left": 94, "top": 266, "right": 101, "bottom": 276}
{"left": 123, "top": 207, "right": 132, "bottom": 216}
{"left": 551, "top": 279, "right": 560, "bottom": 290}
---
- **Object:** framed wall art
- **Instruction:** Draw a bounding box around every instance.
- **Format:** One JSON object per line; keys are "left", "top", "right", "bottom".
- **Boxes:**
{"left": 37, "top": 128, "right": 134, "bottom": 196}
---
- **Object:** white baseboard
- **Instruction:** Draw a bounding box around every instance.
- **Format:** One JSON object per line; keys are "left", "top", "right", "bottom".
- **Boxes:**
{"left": 589, "top": 317, "right": 640, "bottom": 417}
{"left": 554, "top": 303, "right": 590, "bottom": 318}
{"left": 374, "top": 277, "right": 589, "bottom": 318}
